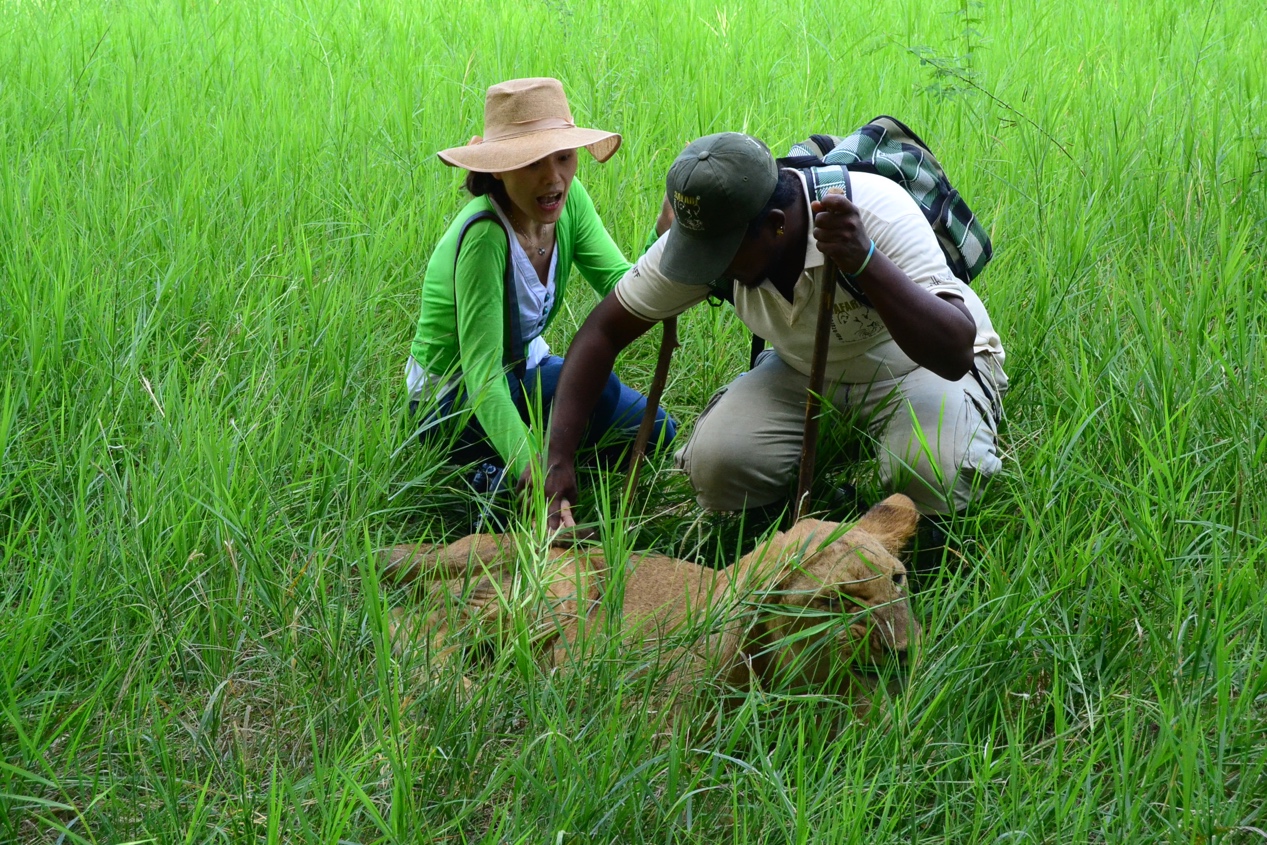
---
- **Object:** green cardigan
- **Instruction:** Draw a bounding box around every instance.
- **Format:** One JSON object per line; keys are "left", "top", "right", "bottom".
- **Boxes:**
{"left": 410, "top": 180, "right": 630, "bottom": 477}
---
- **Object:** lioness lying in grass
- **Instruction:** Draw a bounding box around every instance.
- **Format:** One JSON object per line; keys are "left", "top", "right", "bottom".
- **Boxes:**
{"left": 380, "top": 494, "right": 921, "bottom": 706}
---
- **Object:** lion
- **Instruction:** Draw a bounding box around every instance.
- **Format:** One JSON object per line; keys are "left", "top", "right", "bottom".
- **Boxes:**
{"left": 380, "top": 494, "right": 921, "bottom": 708}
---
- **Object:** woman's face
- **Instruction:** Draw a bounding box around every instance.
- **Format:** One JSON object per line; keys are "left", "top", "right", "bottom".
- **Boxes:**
{"left": 494, "top": 149, "right": 579, "bottom": 225}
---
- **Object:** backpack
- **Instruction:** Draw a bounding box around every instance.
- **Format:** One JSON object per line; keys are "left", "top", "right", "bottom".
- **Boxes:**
{"left": 786, "top": 115, "right": 992, "bottom": 287}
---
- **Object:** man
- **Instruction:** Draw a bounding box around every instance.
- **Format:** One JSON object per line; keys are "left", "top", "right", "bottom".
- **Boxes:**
{"left": 530, "top": 132, "right": 1007, "bottom": 532}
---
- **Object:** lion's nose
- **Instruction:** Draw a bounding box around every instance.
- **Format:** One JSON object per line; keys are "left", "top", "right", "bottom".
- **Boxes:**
{"left": 885, "top": 618, "right": 921, "bottom": 662}
{"left": 893, "top": 643, "right": 910, "bottom": 665}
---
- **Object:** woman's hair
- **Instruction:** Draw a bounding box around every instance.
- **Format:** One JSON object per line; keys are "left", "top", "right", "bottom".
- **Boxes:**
{"left": 464, "top": 170, "right": 510, "bottom": 206}
{"left": 745, "top": 168, "right": 802, "bottom": 237}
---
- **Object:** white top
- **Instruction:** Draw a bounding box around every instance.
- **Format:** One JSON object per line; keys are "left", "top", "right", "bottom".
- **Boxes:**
{"left": 491, "top": 201, "right": 555, "bottom": 370}
{"left": 614, "top": 170, "right": 1005, "bottom": 384}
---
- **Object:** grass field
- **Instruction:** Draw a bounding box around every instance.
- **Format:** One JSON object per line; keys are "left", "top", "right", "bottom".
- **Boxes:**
{"left": 3, "top": 0, "right": 1266, "bottom": 841}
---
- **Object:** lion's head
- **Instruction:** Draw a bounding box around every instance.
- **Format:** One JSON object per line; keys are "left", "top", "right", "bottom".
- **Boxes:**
{"left": 741, "top": 494, "right": 922, "bottom": 690}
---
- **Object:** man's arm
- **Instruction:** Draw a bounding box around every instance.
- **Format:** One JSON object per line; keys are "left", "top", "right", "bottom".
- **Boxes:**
{"left": 522, "top": 292, "right": 657, "bottom": 528}
{"left": 811, "top": 193, "right": 976, "bottom": 381}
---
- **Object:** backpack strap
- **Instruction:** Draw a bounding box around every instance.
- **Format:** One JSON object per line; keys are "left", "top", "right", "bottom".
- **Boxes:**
{"left": 807, "top": 134, "right": 841, "bottom": 158}
{"left": 453, "top": 210, "right": 527, "bottom": 381}
{"left": 790, "top": 163, "right": 875, "bottom": 309}
{"left": 705, "top": 275, "right": 733, "bottom": 306}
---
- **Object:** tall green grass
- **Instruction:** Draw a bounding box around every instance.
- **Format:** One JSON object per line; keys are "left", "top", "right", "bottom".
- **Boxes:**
{"left": 2, "top": 0, "right": 1264, "bottom": 840}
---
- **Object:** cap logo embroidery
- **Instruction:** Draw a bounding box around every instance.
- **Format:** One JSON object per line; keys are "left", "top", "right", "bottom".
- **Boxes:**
{"left": 673, "top": 191, "right": 705, "bottom": 231}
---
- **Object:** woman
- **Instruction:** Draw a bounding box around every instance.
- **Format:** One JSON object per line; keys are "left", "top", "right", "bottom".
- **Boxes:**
{"left": 406, "top": 77, "right": 675, "bottom": 495}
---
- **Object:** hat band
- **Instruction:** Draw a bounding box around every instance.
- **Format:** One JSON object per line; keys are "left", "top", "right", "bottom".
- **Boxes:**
{"left": 482, "top": 117, "right": 578, "bottom": 143}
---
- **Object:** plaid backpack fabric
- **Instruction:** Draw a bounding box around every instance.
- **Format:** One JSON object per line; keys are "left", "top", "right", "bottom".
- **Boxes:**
{"left": 787, "top": 115, "right": 993, "bottom": 285}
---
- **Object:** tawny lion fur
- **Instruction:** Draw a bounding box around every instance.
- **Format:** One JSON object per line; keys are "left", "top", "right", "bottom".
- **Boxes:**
{"left": 380, "top": 494, "right": 922, "bottom": 700}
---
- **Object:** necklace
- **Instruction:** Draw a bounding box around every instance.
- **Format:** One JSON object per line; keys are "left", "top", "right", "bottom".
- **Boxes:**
{"left": 509, "top": 214, "right": 552, "bottom": 257}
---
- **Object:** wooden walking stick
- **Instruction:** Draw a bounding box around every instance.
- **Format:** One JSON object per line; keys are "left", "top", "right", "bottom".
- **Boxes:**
{"left": 792, "top": 266, "right": 836, "bottom": 522}
{"left": 793, "top": 187, "right": 847, "bottom": 523}
{"left": 625, "top": 316, "right": 679, "bottom": 500}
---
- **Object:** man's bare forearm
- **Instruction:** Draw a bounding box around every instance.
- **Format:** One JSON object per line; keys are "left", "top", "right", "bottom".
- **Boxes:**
{"left": 542, "top": 294, "right": 656, "bottom": 509}
{"left": 855, "top": 252, "right": 977, "bottom": 380}
{"left": 548, "top": 329, "right": 623, "bottom": 467}
{"left": 811, "top": 194, "right": 975, "bottom": 381}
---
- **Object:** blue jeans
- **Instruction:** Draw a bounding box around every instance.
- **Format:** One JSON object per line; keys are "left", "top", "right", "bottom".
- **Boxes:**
{"left": 416, "top": 355, "right": 677, "bottom": 470}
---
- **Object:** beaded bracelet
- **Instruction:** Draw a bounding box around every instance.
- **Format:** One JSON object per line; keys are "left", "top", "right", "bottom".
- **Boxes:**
{"left": 846, "top": 239, "right": 876, "bottom": 279}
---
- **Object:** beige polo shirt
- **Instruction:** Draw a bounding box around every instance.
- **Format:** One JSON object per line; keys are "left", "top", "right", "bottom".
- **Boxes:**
{"left": 614, "top": 169, "right": 1005, "bottom": 384}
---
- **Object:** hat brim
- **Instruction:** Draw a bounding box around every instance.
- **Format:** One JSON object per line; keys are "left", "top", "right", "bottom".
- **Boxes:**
{"left": 437, "top": 128, "right": 621, "bottom": 173}
{"left": 659, "top": 220, "right": 747, "bottom": 286}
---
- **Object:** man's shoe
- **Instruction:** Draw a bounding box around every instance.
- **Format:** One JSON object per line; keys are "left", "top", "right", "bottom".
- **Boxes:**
{"left": 909, "top": 518, "right": 951, "bottom": 592}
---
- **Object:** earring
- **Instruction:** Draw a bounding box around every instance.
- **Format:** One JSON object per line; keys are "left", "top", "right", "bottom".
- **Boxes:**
{"left": 776, "top": 226, "right": 785, "bottom": 237}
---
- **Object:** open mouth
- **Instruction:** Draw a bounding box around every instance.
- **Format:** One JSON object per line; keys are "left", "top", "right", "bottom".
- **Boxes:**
{"left": 537, "top": 191, "right": 564, "bottom": 212}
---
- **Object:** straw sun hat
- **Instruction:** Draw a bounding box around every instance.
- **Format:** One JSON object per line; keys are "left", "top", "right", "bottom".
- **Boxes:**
{"left": 437, "top": 77, "right": 621, "bottom": 173}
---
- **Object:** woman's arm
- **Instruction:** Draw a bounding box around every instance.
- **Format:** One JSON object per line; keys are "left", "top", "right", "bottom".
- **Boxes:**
{"left": 452, "top": 221, "right": 535, "bottom": 477}
{"left": 568, "top": 180, "right": 635, "bottom": 295}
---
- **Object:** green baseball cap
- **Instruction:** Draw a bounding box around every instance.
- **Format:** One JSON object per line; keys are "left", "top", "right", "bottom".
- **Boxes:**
{"left": 661, "top": 133, "right": 779, "bottom": 285}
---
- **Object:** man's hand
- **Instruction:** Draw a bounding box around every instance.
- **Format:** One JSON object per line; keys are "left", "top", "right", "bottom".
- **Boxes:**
{"left": 810, "top": 193, "right": 873, "bottom": 275}
{"left": 811, "top": 192, "right": 976, "bottom": 381}
{"left": 655, "top": 193, "right": 675, "bottom": 237}
{"left": 517, "top": 461, "right": 580, "bottom": 531}
{"left": 542, "top": 461, "right": 579, "bottom": 531}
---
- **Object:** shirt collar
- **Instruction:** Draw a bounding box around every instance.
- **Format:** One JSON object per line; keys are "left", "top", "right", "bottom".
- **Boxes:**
{"left": 788, "top": 167, "right": 825, "bottom": 272}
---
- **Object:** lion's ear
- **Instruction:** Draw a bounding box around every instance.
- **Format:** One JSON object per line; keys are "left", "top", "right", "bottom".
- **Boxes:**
{"left": 854, "top": 494, "right": 920, "bottom": 556}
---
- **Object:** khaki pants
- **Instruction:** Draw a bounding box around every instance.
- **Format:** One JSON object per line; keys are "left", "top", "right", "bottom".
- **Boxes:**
{"left": 674, "top": 350, "right": 1007, "bottom": 516}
